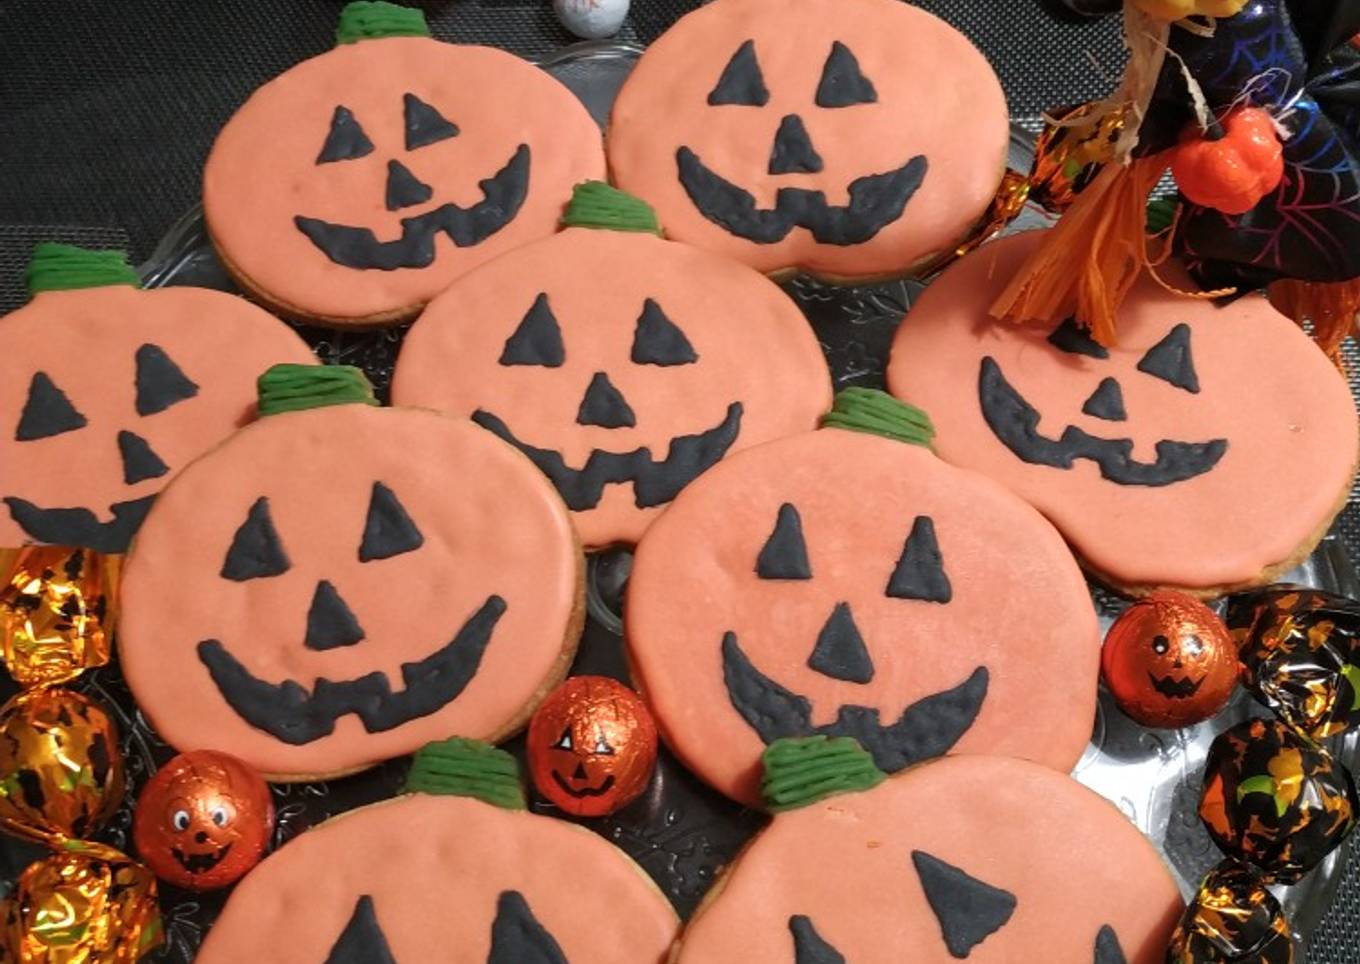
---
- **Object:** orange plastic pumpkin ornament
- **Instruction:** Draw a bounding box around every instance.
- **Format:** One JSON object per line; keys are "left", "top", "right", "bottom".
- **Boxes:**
{"left": 1172, "top": 108, "right": 1284, "bottom": 216}
{"left": 527, "top": 676, "right": 658, "bottom": 816}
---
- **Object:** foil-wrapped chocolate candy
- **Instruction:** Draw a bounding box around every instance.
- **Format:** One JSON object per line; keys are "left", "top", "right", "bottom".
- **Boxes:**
{"left": 0, "top": 547, "right": 116, "bottom": 689}
{"left": 1168, "top": 858, "right": 1293, "bottom": 963}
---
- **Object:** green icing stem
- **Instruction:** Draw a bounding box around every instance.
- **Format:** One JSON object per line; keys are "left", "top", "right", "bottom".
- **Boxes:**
{"left": 560, "top": 181, "right": 663, "bottom": 235}
{"left": 25, "top": 243, "right": 141, "bottom": 295}
{"left": 821, "top": 387, "right": 935, "bottom": 448}
{"left": 335, "top": 1, "right": 430, "bottom": 44}
{"left": 257, "top": 364, "right": 378, "bottom": 416}
{"left": 761, "top": 736, "right": 886, "bottom": 812}
{"left": 404, "top": 737, "right": 527, "bottom": 810}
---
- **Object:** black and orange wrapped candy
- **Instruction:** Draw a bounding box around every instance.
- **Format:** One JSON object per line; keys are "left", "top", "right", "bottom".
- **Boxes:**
{"left": 1200, "top": 718, "right": 1357, "bottom": 883}
{"left": 1227, "top": 586, "right": 1360, "bottom": 742}
{"left": 1168, "top": 858, "right": 1293, "bottom": 964}
{"left": 0, "top": 547, "right": 116, "bottom": 689}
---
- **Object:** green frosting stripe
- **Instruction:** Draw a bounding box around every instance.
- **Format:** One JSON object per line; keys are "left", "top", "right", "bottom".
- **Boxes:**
{"left": 404, "top": 737, "right": 527, "bottom": 810}
{"left": 336, "top": 1, "right": 430, "bottom": 44}
{"left": 761, "top": 735, "right": 886, "bottom": 812}
{"left": 25, "top": 243, "right": 141, "bottom": 295}
{"left": 560, "top": 181, "right": 663, "bottom": 235}
{"left": 821, "top": 387, "right": 935, "bottom": 448}
{"left": 1146, "top": 197, "right": 1178, "bottom": 234}
{"left": 257, "top": 364, "right": 378, "bottom": 416}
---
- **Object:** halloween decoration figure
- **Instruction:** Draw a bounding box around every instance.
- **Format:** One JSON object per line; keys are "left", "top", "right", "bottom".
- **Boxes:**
{"left": 554, "top": 0, "right": 629, "bottom": 39}
{"left": 1200, "top": 718, "right": 1358, "bottom": 883}
{"left": 606, "top": 0, "right": 1009, "bottom": 282}
{"left": 674, "top": 737, "right": 1183, "bottom": 962}
{"left": 204, "top": 2, "right": 605, "bottom": 328}
{"left": 118, "top": 365, "right": 584, "bottom": 780}
{"left": 0, "top": 546, "right": 117, "bottom": 688}
{"left": 1168, "top": 859, "right": 1295, "bottom": 964}
{"left": 133, "top": 750, "right": 274, "bottom": 891}
{"left": 626, "top": 389, "right": 1100, "bottom": 805}
{"left": 888, "top": 231, "right": 1359, "bottom": 596}
{"left": 196, "top": 738, "right": 677, "bottom": 962}
{"left": 1101, "top": 592, "right": 1239, "bottom": 728}
{"left": 0, "top": 244, "right": 316, "bottom": 554}
{"left": 1227, "top": 586, "right": 1360, "bottom": 741}
{"left": 1170, "top": 108, "right": 1285, "bottom": 216}
{"left": 392, "top": 182, "right": 831, "bottom": 548}
{"left": 527, "top": 675, "right": 658, "bottom": 817}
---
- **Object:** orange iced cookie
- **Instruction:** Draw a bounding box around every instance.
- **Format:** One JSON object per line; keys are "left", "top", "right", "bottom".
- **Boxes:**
{"left": 887, "top": 231, "right": 1359, "bottom": 595}
{"left": 625, "top": 391, "right": 1099, "bottom": 805}
{"left": 676, "top": 739, "right": 1182, "bottom": 963}
{"left": 391, "top": 184, "right": 831, "bottom": 549}
{"left": 0, "top": 244, "right": 314, "bottom": 553}
{"left": 119, "top": 366, "right": 583, "bottom": 780}
{"left": 204, "top": 2, "right": 604, "bottom": 327}
{"left": 197, "top": 739, "right": 678, "bottom": 963}
{"left": 607, "top": 0, "right": 1008, "bottom": 281}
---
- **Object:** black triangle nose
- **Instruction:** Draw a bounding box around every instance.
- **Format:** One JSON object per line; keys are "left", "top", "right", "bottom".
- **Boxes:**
{"left": 305, "top": 579, "right": 366, "bottom": 651}
{"left": 385, "top": 159, "right": 433, "bottom": 211}
{"left": 117, "top": 430, "right": 169, "bottom": 486}
{"left": 769, "top": 114, "right": 825, "bottom": 175}
{"left": 807, "top": 602, "right": 875, "bottom": 683}
{"left": 576, "top": 372, "right": 637, "bottom": 429}
{"left": 573, "top": 762, "right": 587, "bottom": 780}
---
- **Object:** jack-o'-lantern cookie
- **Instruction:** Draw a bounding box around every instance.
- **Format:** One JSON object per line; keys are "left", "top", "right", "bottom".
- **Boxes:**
{"left": 675, "top": 737, "right": 1182, "bottom": 963}
{"left": 607, "top": 0, "right": 1009, "bottom": 282}
{"left": 626, "top": 390, "right": 1099, "bottom": 805}
{"left": 204, "top": 1, "right": 605, "bottom": 327}
{"left": 120, "top": 366, "right": 583, "bottom": 780}
{"left": 0, "top": 244, "right": 315, "bottom": 553}
{"left": 392, "top": 183, "right": 831, "bottom": 548}
{"left": 887, "top": 231, "right": 1360, "bottom": 596}
{"left": 197, "top": 739, "right": 678, "bottom": 962}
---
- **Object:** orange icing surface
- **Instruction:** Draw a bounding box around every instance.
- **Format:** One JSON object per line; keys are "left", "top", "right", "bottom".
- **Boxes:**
{"left": 204, "top": 37, "right": 605, "bottom": 322}
{"left": 119, "top": 404, "right": 581, "bottom": 777}
{"left": 391, "top": 227, "right": 832, "bottom": 548}
{"left": 196, "top": 793, "right": 677, "bottom": 963}
{"left": 0, "top": 286, "right": 315, "bottom": 548}
{"left": 887, "top": 231, "right": 1359, "bottom": 590}
{"left": 626, "top": 430, "right": 1099, "bottom": 805}
{"left": 677, "top": 755, "right": 1182, "bottom": 963}
{"left": 607, "top": 0, "right": 1009, "bottom": 279}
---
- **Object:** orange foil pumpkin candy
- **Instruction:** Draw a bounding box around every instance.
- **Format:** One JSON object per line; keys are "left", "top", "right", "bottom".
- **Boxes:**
{"left": 1101, "top": 592, "right": 1240, "bottom": 729}
{"left": 133, "top": 750, "right": 274, "bottom": 891}
{"left": 527, "top": 675, "right": 658, "bottom": 817}
{"left": 1172, "top": 108, "right": 1285, "bottom": 216}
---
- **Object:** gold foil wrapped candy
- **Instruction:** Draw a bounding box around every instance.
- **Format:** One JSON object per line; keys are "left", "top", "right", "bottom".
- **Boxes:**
{"left": 1168, "top": 858, "right": 1293, "bottom": 963}
{"left": 0, "top": 548, "right": 116, "bottom": 689}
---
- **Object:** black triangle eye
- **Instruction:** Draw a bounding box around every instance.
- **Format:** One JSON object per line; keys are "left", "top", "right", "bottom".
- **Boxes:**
{"left": 632, "top": 299, "right": 698, "bottom": 366}
{"left": 135, "top": 343, "right": 199, "bottom": 416}
{"left": 15, "top": 372, "right": 87, "bottom": 441}
{"left": 757, "top": 503, "right": 812, "bottom": 580}
{"left": 324, "top": 896, "right": 396, "bottom": 963}
{"left": 816, "top": 42, "right": 877, "bottom": 108}
{"left": 1137, "top": 323, "right": 1200, "bottom": 393}
{"left": 488, "top": 891, "right": 569, "bottom": 964}
{"left": 709, "top": 40, "right": 770, "bottom": 106}
{"left": 886, "top": 516, "right": 951, "bottom": 603}
{"left": 221, "top": 497, "right": 291, "bottom": 581}
{"left": 359, "top": 482, "right": 425, "bottom": 562}
{"left": 499, "top": 294, "right": 565, "bottom": 367}
{"left": 403, "top": 93, "right": 459, "bottom": 150}
{"left": 316, "top": 105, "right": 375, "bottom": 164}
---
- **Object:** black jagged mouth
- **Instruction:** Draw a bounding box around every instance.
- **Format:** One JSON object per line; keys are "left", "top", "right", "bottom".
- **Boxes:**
{"left": 172, "top": 843, "right": 231, "bottom": 874}
{"left": 1148, "top": 671, "right": 1205, "bottom": 700}
{"left": 3, "top": 495, "right": 156, "bottom": 554}
{"left": 471, "top": 402, "right": 743, "bottom": 512}
{"left": 551, "top": 770, "right": 617, "bottom": 799}
{"left": 676, "top": 146, "right": 927, "bottom": 246}
{"left": 978, "top": 357, "right": 1226, "bottom": 487}
{"left": 196, "top": 595, "right": 506, "bottom": 745}
{"left": 294, "top": 144, "right": 531, "bottom": 270}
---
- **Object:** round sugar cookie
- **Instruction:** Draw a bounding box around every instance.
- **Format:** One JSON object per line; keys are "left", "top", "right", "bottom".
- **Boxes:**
{"left": 624, "top": 393, "right": 1100, "bottom": 805}
{"left": 119, "top": 368, "right": 583, "bottom": 780}
{"left": 391, "top": 187, "right": 832, "bottom": 549}
{"left": 204, "top": 5, "right": 604, "bottom": 327}
{"left": 677, "top": 753, "right": 1182, "bottom": 964}
{"left": 0, "top": 245, "right": 315, "bottom": 554}
{"left": 887, "top": 231, "right": 1359, "bottom": 596}
{"left": 606, "top": 0, "right": 1009, "bottom": 282}
{"left": 196, "top": 744, "right": 678, "bottom": 963}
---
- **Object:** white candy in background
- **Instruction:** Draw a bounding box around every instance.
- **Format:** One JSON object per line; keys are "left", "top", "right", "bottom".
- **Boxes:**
{"left": 554, "top": 0, "right": 630, "bottom": 39}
